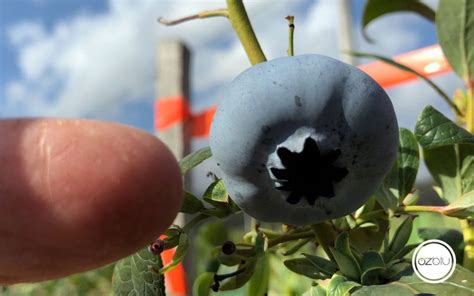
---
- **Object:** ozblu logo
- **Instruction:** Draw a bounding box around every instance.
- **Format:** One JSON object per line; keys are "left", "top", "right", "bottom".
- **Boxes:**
{"left": 412, "top": 239, "right": 456, "bottom": 283}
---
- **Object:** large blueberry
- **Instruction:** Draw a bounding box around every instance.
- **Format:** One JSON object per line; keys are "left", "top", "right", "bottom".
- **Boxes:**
{"left": 210, "top": 54, "right": 398, "bottom": 225}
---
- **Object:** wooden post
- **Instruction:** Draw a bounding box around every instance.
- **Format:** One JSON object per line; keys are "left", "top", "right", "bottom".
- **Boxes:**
{"left": 155, "top": 40, "right": 191, "bottom": 296}
{"left": 338, "top": 0, "right": 354, "bottom": 65}
{"left": 156, "top": 40, "right": 191, "bottom": 159}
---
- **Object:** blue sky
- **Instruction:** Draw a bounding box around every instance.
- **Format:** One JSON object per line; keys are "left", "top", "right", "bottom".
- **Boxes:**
{"left": 0, "top": 0, "right": 462, "bottom": 136}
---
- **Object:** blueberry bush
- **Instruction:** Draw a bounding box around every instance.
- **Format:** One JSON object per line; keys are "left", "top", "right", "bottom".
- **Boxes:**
{"left": 112, "top": 1, "right": 474, "bottom": 295}
{"left": 5, "top": 0, "right": 471, "bottom": 295}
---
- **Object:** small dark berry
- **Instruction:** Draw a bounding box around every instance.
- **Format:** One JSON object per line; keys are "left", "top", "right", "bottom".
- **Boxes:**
{"left": 221, "top": 241, "right": 236, "bottom": 255}
{"left": 148, "top": 239, "right": 165, "bottom": 255}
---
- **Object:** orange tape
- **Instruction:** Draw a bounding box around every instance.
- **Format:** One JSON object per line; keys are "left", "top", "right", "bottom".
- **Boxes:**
{"left": 155, "top": 44, "right": 451, "bottom": 138}
{"left": 155, "top": 96, "right": 191, "bottom": 131}
{"left": 192, "top": 106, "right": 216, "bottom": 138}
{"left": 359, "top": 44, "right": 450, "bottom": 88}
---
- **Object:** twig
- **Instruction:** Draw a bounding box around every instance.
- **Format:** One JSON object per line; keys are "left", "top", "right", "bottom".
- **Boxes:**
{"left": 158, "top": 8, "right": 229, "bottom": 26}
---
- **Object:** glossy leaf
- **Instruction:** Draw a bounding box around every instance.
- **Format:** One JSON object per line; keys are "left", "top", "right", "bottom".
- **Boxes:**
{"left": 393, "top": 243, "right": 418, "bottom": 260}
{"left": 327, "top": 274, "right": 360, "bottom": 296}
{"left": 219, "top": 260, "right": 256, "bottom": 291}
{"left": 415, "top": 105, "right": 474, "bottom": 149}
{"left": 179, "top": 147, "right": 212, "bottom": 175}
{"left": 381, "top": 262, "right": 412, "bottom": 281}
{"left": 159, "top": 233, "right": 189, "bottom": 273}
{"left": 349, "top": 218, "right": 388, "bottom": 253}
{"left": 307, "top": 284, "right": 327, "bottom": 296}
{"left": 330, "top": 248, "right": 361, "bottom": 281}
{"left": 360, "top": 251, "right": 385, "bottom": 285}
{"left": 203, "top": 179, "right": 229, "bottom": 203}
{"left": 192, "top": 272, "right": 214, "bottom": 296}
{"left": 334, "top": 232, "right": 352, "bottom": 255}
{"left": 284, "top": 258, "right": 330, "bottom": 280}
{"left": 180, "top": 191, "right": 205, "bottom": 214}
{"left": 113, "top": 248, "right": 165, "bottom": 296}
{"left": 402, "top": 191, "right": 420, "bottom": 206}
{"left": 373, "top": 129, "right": 419, "bottom": 210}
{"left": 436, "top": 0, "right": 474, "bottom": 82}
{"left": 385, "top": 216, "right": 414, "bottom": 262}
{"left": 396, "top": 128, "right": 420, "bottom": 199}
{"left": 303, "top": 253, "right": 338, "bottom": 276}
{"left": 423, "top": 143, "right": 474, "bottom": 203}
{"left": 354, "top": 265, "right": 474, "bottom": 295}
{"left": 246, "top": 254, "right": 270, "bottom": 296}
{"left": 373, "top": 176, "right": 398, "bottom": 211}
{"left": 362, "top": 0, "right": 435, "bottom": 41}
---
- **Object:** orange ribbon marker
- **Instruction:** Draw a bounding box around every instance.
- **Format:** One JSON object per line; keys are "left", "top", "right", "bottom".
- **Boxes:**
{"left": 156, "top": 45, "right": 451, "bottom": 139}
{"left": 359, "top": 44, "right": 450, "bottom": 89}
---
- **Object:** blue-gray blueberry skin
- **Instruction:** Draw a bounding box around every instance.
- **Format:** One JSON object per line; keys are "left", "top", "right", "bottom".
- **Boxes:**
{"left": 210, "top": 54, "right": 398, "bottom": 225}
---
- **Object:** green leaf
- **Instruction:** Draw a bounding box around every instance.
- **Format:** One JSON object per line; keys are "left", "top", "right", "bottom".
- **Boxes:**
{"left": 436, "top": 0, "right": 474, "bottom": 82}
{"left": 373, "top": 175, "right": 398, "bottom": 211}
{"left": 334, "top": 232, "right": 352, "bottom": 257}
{"left": 418, "top": 227, "right": 464, "bottom": 263}
{"left": 192, "top": 272, "right": 214, "bottom": 296}
{"left": 307, "top": 284, "right": 327, "bottom": 296}
{"left": 376, "top": 128, "right": 420, "bottom": 208}
{"left": 401, "top": 191, "right": 420, "bottom": 206}
{"left": 349, "top": 217, "right": 388, "bottom": 253}
{"left": 350, "top": 52, "right": 460, "bottom": 114}
{"left": 159, "top": 233, "right": 189, "bottom": 273}
{"left": 254, "top": 232, "right": 268, "bottom": 256}
{"left": 180, "top": 191, "right": 204, "bottom": 214}
{"left": 443, "top": 190, "right": 474, "bottom": 219}
{"left": 203, "top": 179, "right": 229, "bottom": 204}
{"left": 415, "top": 106, "right": 474, "bottom": 149}
{"left": 385, "top": 216, "right": 414, "bottom": 262}
{"left": 283, "top": 238, "right": 311, "bottom": 256}
{"left": 354, "top": 265, "right": 474, "bottom": 295}
{"left": 360, "top": 251, "right": 385, "bottom": 285}
{"left": 423, "top": 143, "right": 474, "bottom": 203}
{"left": 381, "top": 262, "right": 412, "bottom": 281}
{"left": 246, "top": 254, "right": 270, "bottom": 296}
{"left": 330, "top": 248, "right": 361, "bottom": 282}
{"left": 327, "top": 274, "right": 360, "bottom": 296}
{"left": 362, "top": 0, "right": 435, "bottom": 42}
{"left": 396, "top": 128, "right": 420, "bottom": 199}
{"left": 113, "top": 248, "right": 165, "bottom": 296}
{"left": 283, "top": 258, "right": 330, "bottom": 280}
{"left": 303, "top": 253, "right": 338, "bottom": 276}
{"left": 179, "top": 147, "right": 212, "bottom": 175}
{"left": 393, "top": 243, "right": 418, "bottom": 260}
{"left": 219, "top": 260, "right": 256, "bottom": 291}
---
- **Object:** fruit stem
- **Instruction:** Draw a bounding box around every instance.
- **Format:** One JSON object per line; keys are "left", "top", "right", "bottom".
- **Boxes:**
{"left": 286, "top": 16, "right": 295, "bottom": 57}
{"left": 226, "top": 0, "right": 266, "bottom": 65}
{"left": 267, "top": 230, "right": 314, "bottom": 248}
{"left": 462, "top": 81, "right": 474, "bottom": 271}
{"left": 396, "top": 205, "right": 445, "bottom": 214}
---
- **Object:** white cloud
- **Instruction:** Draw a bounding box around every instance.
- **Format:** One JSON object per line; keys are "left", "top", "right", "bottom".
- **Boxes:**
{"left": 3, "top": 0, "right": 463, "bottom": 129}
{"left": 4, "top": 0, "right": 340, "bottom": 118}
